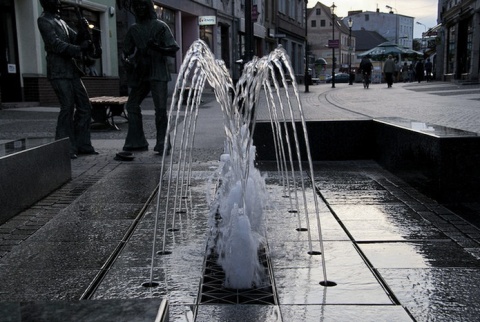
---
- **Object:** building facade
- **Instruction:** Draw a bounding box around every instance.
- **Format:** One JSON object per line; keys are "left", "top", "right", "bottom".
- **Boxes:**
{"left": 0, "top": 0, "right": 119, "bottom": 105}
{"left": 437, "top": 0, "right": 480, "bottom": 82}
{"left": 346, "top": 9, "right": 414, "bottom": 50}
{"left": 306, "top": 2, "right": 356, "bottom": 77}
{"left": 0, "top": 0, "right": 307, "bottom": 105}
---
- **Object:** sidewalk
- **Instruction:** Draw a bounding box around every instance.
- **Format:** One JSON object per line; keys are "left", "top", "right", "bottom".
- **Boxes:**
{"left": 1, "top": 81, "right": 480, "bottom": 321}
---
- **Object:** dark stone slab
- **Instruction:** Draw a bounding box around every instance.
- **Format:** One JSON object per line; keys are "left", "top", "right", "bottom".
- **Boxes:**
{"left": 0, "top": 138, "right": 71, "bottom": 225}
{"left": 374, "top": 117, "right": 480, "bottom": 203}
{"left": 254, "top": 118, "right": 480, "bottom": 203}
{"left": 253, "top": 120, "right": 374, "bottom": 161}
{"left": 0, "top": 298, "right": 166, "bottom": 322}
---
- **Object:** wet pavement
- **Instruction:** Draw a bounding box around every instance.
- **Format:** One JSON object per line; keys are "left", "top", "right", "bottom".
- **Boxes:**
{"left": 1, "top": 81, "right": 480, "bottom": 321}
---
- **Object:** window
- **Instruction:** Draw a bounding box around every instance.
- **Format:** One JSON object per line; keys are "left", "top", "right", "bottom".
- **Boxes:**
{"left": 311, "top": 20, "right": 316, "bottom": 27}
{"left": 321, "top": 19, "right": 325, "bottom": 27}
{"left": 60, "top": 6, "right": 102, "bottom": 76}
{"left": 365, "top": 14, "right": 369, "bottom": 21}
{"left": 279, "top": 0, "right": 286, "bottom": 14}
{"left": 447, "top": 26, "right": 455, "bottom": 73}
{"left": 316, "top": 8, "right": 321, "bottom": 15}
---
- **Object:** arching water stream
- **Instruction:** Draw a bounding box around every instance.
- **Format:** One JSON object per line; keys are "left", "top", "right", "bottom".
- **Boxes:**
{"left": 148, "top": 39, "right": 332, "bottom": 290}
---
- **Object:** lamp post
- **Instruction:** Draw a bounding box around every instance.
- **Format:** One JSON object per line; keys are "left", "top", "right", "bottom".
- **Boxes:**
{"left": 304, "top": 0, "right": 309, "bottom": 93}
{"left": 386, "top": 5, "right": 398, "bottom": 44}
{"left": 348, "top": 17, "right": 353, "bottom": 85}
{"left": 330, "top": 2, "right": 336, "bottom": 88}
{"left": 416, "top": 21, "right": 427, "bottom": 56}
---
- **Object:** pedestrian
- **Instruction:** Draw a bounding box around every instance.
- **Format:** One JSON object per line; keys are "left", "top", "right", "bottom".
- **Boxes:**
{"left": 122, "top": 0, "right": 179, "bottom": 154}
{"left": 425, "top": 58, "right": 433, "bottom": 82}
{"left": 402, "top": 62, "right": 409, "bottom": 82}
{"left": 415, "top": 60, "right": 424, "bottom": 83}
{"left": 383, "top": 55, "right": 396, "bottom": 88}
{"left": 408, "top": 63, "right": 415, "bottom": 83}
{"left": 37, "top": 0, "right": 98, "bottom": 159}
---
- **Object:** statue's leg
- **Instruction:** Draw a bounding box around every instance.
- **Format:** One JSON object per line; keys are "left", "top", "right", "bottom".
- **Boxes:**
{"left": 123, "top": 82, "right": 150, "bottom": 151}
{"left": 72, "top": 77, "right": 96, "bottom": 154}
{"left": 50, "top": 79, "right": 76, "bottom": 155}
{"left": 151, "top": 81, "right": 170, "bottom": 154}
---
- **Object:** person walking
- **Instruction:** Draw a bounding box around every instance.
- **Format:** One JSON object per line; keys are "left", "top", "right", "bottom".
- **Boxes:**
{"left": 37, "top": 0, "right": 98, "bottom": 159}
{"left": 415, "top": 60, "right": 425, "bottom": 83}
{"left": 402, "top": 62, "right": 409, "bottom": 82}
{"left": 383, "top": 55, "right": 396, "bottom": 88}
{"left": 121, "top": 0, "right": 179, "bottom": 154}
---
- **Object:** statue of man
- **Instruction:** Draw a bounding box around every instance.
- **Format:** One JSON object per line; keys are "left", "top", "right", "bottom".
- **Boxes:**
{"left": 37, "top": 0, "right": 97, "bottom": 159}
{"left": 122, "top": 0, "right": 179, "bottom": 154}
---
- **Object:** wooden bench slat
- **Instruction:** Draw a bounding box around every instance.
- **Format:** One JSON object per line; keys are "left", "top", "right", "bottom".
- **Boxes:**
{"left": 89, "top": 96, "right": 128, "bottom": 131}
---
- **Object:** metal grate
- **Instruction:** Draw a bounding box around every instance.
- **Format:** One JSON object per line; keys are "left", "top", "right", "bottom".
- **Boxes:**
{"left": 199, "top": 247, "right": 276, "bottom": 305}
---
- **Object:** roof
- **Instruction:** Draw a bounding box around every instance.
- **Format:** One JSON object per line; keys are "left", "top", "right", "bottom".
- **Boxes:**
{"left": 352, "top": 30, "right": 388, "bottom": 51}
{"left": 307, "top": 1, "right": 351, "bottom": 33}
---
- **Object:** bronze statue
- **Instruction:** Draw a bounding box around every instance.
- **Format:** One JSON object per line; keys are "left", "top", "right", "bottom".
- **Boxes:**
{"left": 37, "top": 0, "right": 98, "bottom": 159}
{"left": 122, "top": 0, "right": 179, "bottom": 154}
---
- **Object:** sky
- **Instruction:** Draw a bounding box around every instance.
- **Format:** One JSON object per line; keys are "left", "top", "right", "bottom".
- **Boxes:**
{"left": 309, "top": 0, "right": 439, "bottom": 39}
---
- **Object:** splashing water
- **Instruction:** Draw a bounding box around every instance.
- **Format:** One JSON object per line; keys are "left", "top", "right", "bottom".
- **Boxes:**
{"left": 149, "top": 39, "right": 328, "bottom": 290}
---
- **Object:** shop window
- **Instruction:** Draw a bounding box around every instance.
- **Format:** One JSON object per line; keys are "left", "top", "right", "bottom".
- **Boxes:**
{"left": 155, "top": 6, "right": 177, "bottom": 74}
{"left": 59, "top": 6, "right": 103, "bottom": 76}
{"left": 200, "top": 26, "right": 214, "bottom": 51}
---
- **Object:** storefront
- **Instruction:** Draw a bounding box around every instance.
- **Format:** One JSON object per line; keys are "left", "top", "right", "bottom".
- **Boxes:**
{"left": 0, "top": 0, "right": 119, "bottom": 106}
{"left": 441, "top": 1, "right": 480, "bottom": 82}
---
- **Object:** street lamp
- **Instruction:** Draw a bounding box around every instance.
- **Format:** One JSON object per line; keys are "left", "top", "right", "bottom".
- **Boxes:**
{"left": 330, "top": 2, "right": 336, "bottom": 88}
{"left": 348, "top": 17, "right": 353, "bottom": 85}
{"left": 386, "top": 5, "right": 398, "bottom": 44}
{"left": 304, "top": 0, "right": 309, "bottom": 93}
{"left": 416, "top": 21, "right": 427, "bottom": 55}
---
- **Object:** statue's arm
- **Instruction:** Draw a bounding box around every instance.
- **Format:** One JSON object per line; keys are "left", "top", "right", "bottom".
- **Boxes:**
{"left": 147, "top": 21, "right": 179, "bottom": 57}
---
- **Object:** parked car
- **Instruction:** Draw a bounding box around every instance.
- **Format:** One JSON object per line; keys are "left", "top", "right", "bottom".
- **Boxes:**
{"left": 325, "top": 73, "right": 350, "bottom": 83}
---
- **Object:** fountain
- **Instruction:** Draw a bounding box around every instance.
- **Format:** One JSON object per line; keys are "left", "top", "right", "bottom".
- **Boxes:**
{"left": 147, "top": 40, "right": 335, "bottom": 291}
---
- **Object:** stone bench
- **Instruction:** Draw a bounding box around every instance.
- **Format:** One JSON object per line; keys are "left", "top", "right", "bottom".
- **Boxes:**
{"left": 90, "top": 96, "right": 128, "bottom": 130}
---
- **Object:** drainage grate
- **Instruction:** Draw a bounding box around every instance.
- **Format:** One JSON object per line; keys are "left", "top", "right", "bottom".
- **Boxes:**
{"left": 199, "top": 247, "right": 276, "bottom": 305}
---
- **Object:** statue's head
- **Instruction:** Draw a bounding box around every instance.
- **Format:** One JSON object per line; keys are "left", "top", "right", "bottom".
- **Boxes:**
{"left": 132, "top": 0, "right": 156, "bottom": 21}
{"left": 39, "top": 0, "right": 61, "bottom": 14}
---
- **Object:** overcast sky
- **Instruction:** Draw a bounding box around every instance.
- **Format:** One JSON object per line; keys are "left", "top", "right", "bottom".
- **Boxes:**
{"left": 309, "top": 0, "right": 439, "bottom": 39}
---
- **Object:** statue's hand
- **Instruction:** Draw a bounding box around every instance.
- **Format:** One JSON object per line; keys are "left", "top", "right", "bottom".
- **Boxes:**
{"left": 121, "top": 52, "right": 134, "bottom": 70}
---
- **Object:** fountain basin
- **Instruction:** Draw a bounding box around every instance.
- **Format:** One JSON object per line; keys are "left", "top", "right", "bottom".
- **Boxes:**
{"left": 253, "top": 118, "right": 480, "bottom": 203}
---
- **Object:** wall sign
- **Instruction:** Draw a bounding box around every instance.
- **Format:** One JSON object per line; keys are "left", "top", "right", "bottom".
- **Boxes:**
{"left": 199, "top": 16, "right": 216, "bottom": 26}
